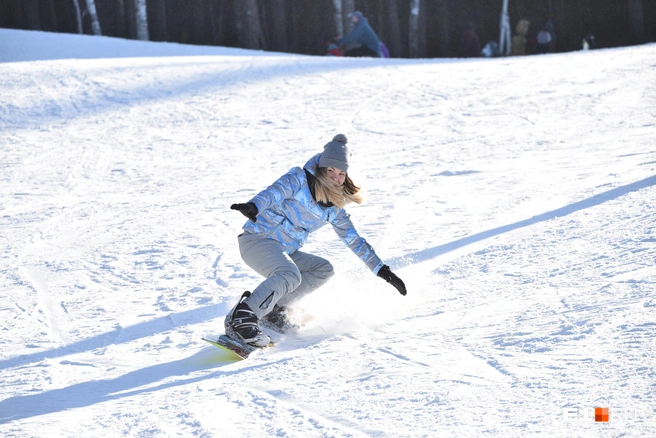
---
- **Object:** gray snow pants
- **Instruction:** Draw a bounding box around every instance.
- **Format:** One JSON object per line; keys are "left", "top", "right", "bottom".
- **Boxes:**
{"left": 238, "top": 232, "right": 334, "bottom": 319}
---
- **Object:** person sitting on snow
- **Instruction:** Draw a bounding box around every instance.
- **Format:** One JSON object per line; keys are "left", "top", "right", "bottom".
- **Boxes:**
{"left": 337, "top": 11, "right": 383, "bottom": 58}
{"left": 326, "top": 37, "right": 343, "bottom": 56}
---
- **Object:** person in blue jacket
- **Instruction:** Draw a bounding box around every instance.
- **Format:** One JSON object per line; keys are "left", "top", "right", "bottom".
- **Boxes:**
{"left": 227, "top": 134, "right": 406, "bottom": 346}
{"left": 338, "top": 11, "right": 383, "bottom": 57}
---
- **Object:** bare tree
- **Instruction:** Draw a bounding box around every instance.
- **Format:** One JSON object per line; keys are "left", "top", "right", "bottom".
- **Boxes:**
{"left": 83, "top": 0, "right": 102, "bottom": 35}
{"left": 628, "top": 0, "right": 645, "bottom": 43}
{"left": 42, "top": 0, "right": 59, "bottom": 32}
{"left": 239, "top": 0, "right": 265, "bottom": 49}
{"left": 70, "top": 0, "right": 83, "bottom": 33}
{"left": 4, "top": 0, "right": 649, "bottom": 58}
{"left": 385, "top": 0, "right": 403, "bottom": 57}
{"left": 270, "top": 0, "right": 289, "bottom": 52}
{"left": 115, "top": 0, "right": 128, "bottom": 38}
{"left": 409, "top": 0, "right": 421, "bottom": 57}
{"left": 134, "top": 0, "right": 149, "bottom": 40}
{"left": 436, "top": 0, "right": 451, "bottom": 57}
{"left": 342, "top": 0, "right": 355, "bottom": 36}
{"left": 150, "top": 0, "right": 168, "bottom": 42}
{"left": 21, "top": 0, "right": 41, "bottom": 29}
{"left": 499, "top": 0, "right": 511, "bottom": 55}
{"left": 332, "top": 0, "right": 343, "bottom": 37}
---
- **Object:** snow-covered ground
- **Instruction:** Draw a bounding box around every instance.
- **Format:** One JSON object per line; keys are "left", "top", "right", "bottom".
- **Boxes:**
{"left": 1, "top": 28, "right": 655, "bottom": 437}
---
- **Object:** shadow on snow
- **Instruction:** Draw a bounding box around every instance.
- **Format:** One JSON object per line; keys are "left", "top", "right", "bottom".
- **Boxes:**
{"left": 0, "top": 348, "right": 278, "bottom": 424}
{"left": 3, "top": 36, "right": 447, "bottom": 133}
{"left": 1, "top": 174, "right": 654, "bottom": 424}
{"left": 0, "top": 304, "right": 227, "bottom": 372}
{"left": 388, "top": 174, "right": 656, "bottom": 269}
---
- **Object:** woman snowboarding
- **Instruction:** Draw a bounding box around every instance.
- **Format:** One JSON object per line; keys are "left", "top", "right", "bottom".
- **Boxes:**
{"left": 227, "top": 134, "right": 407, "bottom": 347}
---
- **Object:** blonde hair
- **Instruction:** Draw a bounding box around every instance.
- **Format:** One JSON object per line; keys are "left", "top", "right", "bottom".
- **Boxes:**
{"left": 313, "top": 167, "right": 364, "bottom": 208}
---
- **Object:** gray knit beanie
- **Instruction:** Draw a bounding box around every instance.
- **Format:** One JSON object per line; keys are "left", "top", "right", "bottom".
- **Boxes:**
{"left": 319, "top": 134, "right": 350, "bottom": 173}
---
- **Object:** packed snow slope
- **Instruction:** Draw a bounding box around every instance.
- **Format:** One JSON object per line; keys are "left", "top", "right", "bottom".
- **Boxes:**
{"left": 1, "top": 28, "right": 655, "bottom": 437}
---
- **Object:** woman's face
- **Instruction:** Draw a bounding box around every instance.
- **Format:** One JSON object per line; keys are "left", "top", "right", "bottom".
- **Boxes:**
{"left": 327, "top": 167, "right": 346, "bottom": 186}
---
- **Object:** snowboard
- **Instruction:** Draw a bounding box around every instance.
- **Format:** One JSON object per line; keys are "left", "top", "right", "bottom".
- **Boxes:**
{"left": 202, "top": 335, "right": 273, "bottom": 360}
{"left": 203, "top": 305, "right": 312, "bottom": 360}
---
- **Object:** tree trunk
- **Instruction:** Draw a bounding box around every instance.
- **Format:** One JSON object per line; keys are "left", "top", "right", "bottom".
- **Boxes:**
{"left": 239, "top": 0, "right": 265, "bottom": 50}
{"left": 83, "top": 0, "right": 102, "bottom": 35}
{"left": 628, "top": 0, "right": 645, "bottom": 43}
{"left": 499, "top": 0, "right": 511, "bottom": 55}
{"left": 150, "top": 0, "right": 167, "bottom": 41}
{"left": 268, "top": 0, "right": 288, "bottom": 52}
{"left": 190, "top": 0, "right": 206, "bottom": 44}
{"left": 115, "top": 0, "right": 128, "bottom": 38}
{"left": 342, "top": 0, "right": 355, "bottom": 36}
{"left": 122, "top": 0, "right": 137, "bottom": 39}
{"left": 409, "top": 0, "right": 421, "bottom": 57}
{"left": 43, "top": 0, "right": 59, "bottom": 32}
{"left": 134, "top": 0, "right": 149, "bottom": 40}
{"left": 436, "top": 0, "right": 450, "bottom": 57}
{"left": 71, "top": 0, "right": 83, "bottom": 34}
{"left": 385, "top": 0, "right": 402, "bottom": 57}
{"left": 332, "top": 0, "right": 343, "bottom": 37}
{"left": 22, "top": 0, "right": 41, "bottom": 30}
{"left": 214, "top": 0, "right": 234, "bottom": 47}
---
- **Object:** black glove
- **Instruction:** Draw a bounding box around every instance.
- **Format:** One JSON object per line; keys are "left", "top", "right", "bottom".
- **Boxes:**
{"left": 377, "top": 265, "right": 407, "bottom": 296}
{"left": 231, "top": 202, "right": 258, "bottom": 222}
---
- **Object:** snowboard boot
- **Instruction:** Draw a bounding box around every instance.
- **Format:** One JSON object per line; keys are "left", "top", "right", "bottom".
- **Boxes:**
{"left": 260, "top": 304, "right": 301, "bottom": 334}
{"left": 224, "top": 291, "right": 270, "bottom": 348}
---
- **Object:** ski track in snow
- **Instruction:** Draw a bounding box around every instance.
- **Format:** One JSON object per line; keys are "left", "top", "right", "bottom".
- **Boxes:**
{"left": 0, "top": 29, "right": 655, "bottom": 436}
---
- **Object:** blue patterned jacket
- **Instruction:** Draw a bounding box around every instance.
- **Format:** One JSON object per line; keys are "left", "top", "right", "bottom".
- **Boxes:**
{"left": 242, "top": 154, "right": 384, "bottom": 274}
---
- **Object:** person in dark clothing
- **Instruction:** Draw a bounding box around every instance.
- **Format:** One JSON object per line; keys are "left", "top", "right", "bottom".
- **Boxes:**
{"left": 456, "top": 21, "right": 481, "bottom": 58}
{"left": 337, "top": 11, "right": 382, "bottom": 58}
{"left": 533, "top": 20, "right": 557, "bottom": 54}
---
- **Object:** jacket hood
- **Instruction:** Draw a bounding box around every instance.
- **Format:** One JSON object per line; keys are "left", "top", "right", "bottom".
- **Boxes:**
{"left": 303, "top": 153, "right": 321, "bottom": 175}
{"left": 349, "top": 11, "right": 364, "bottom": 21}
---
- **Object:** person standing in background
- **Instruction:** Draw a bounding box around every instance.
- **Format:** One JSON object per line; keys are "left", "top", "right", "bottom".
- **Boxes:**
{"left": 511, "top": 19, "right": 530, "bottom": 56}
{"left": 456, "top": 21, "right": 482, "bottom": 58}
